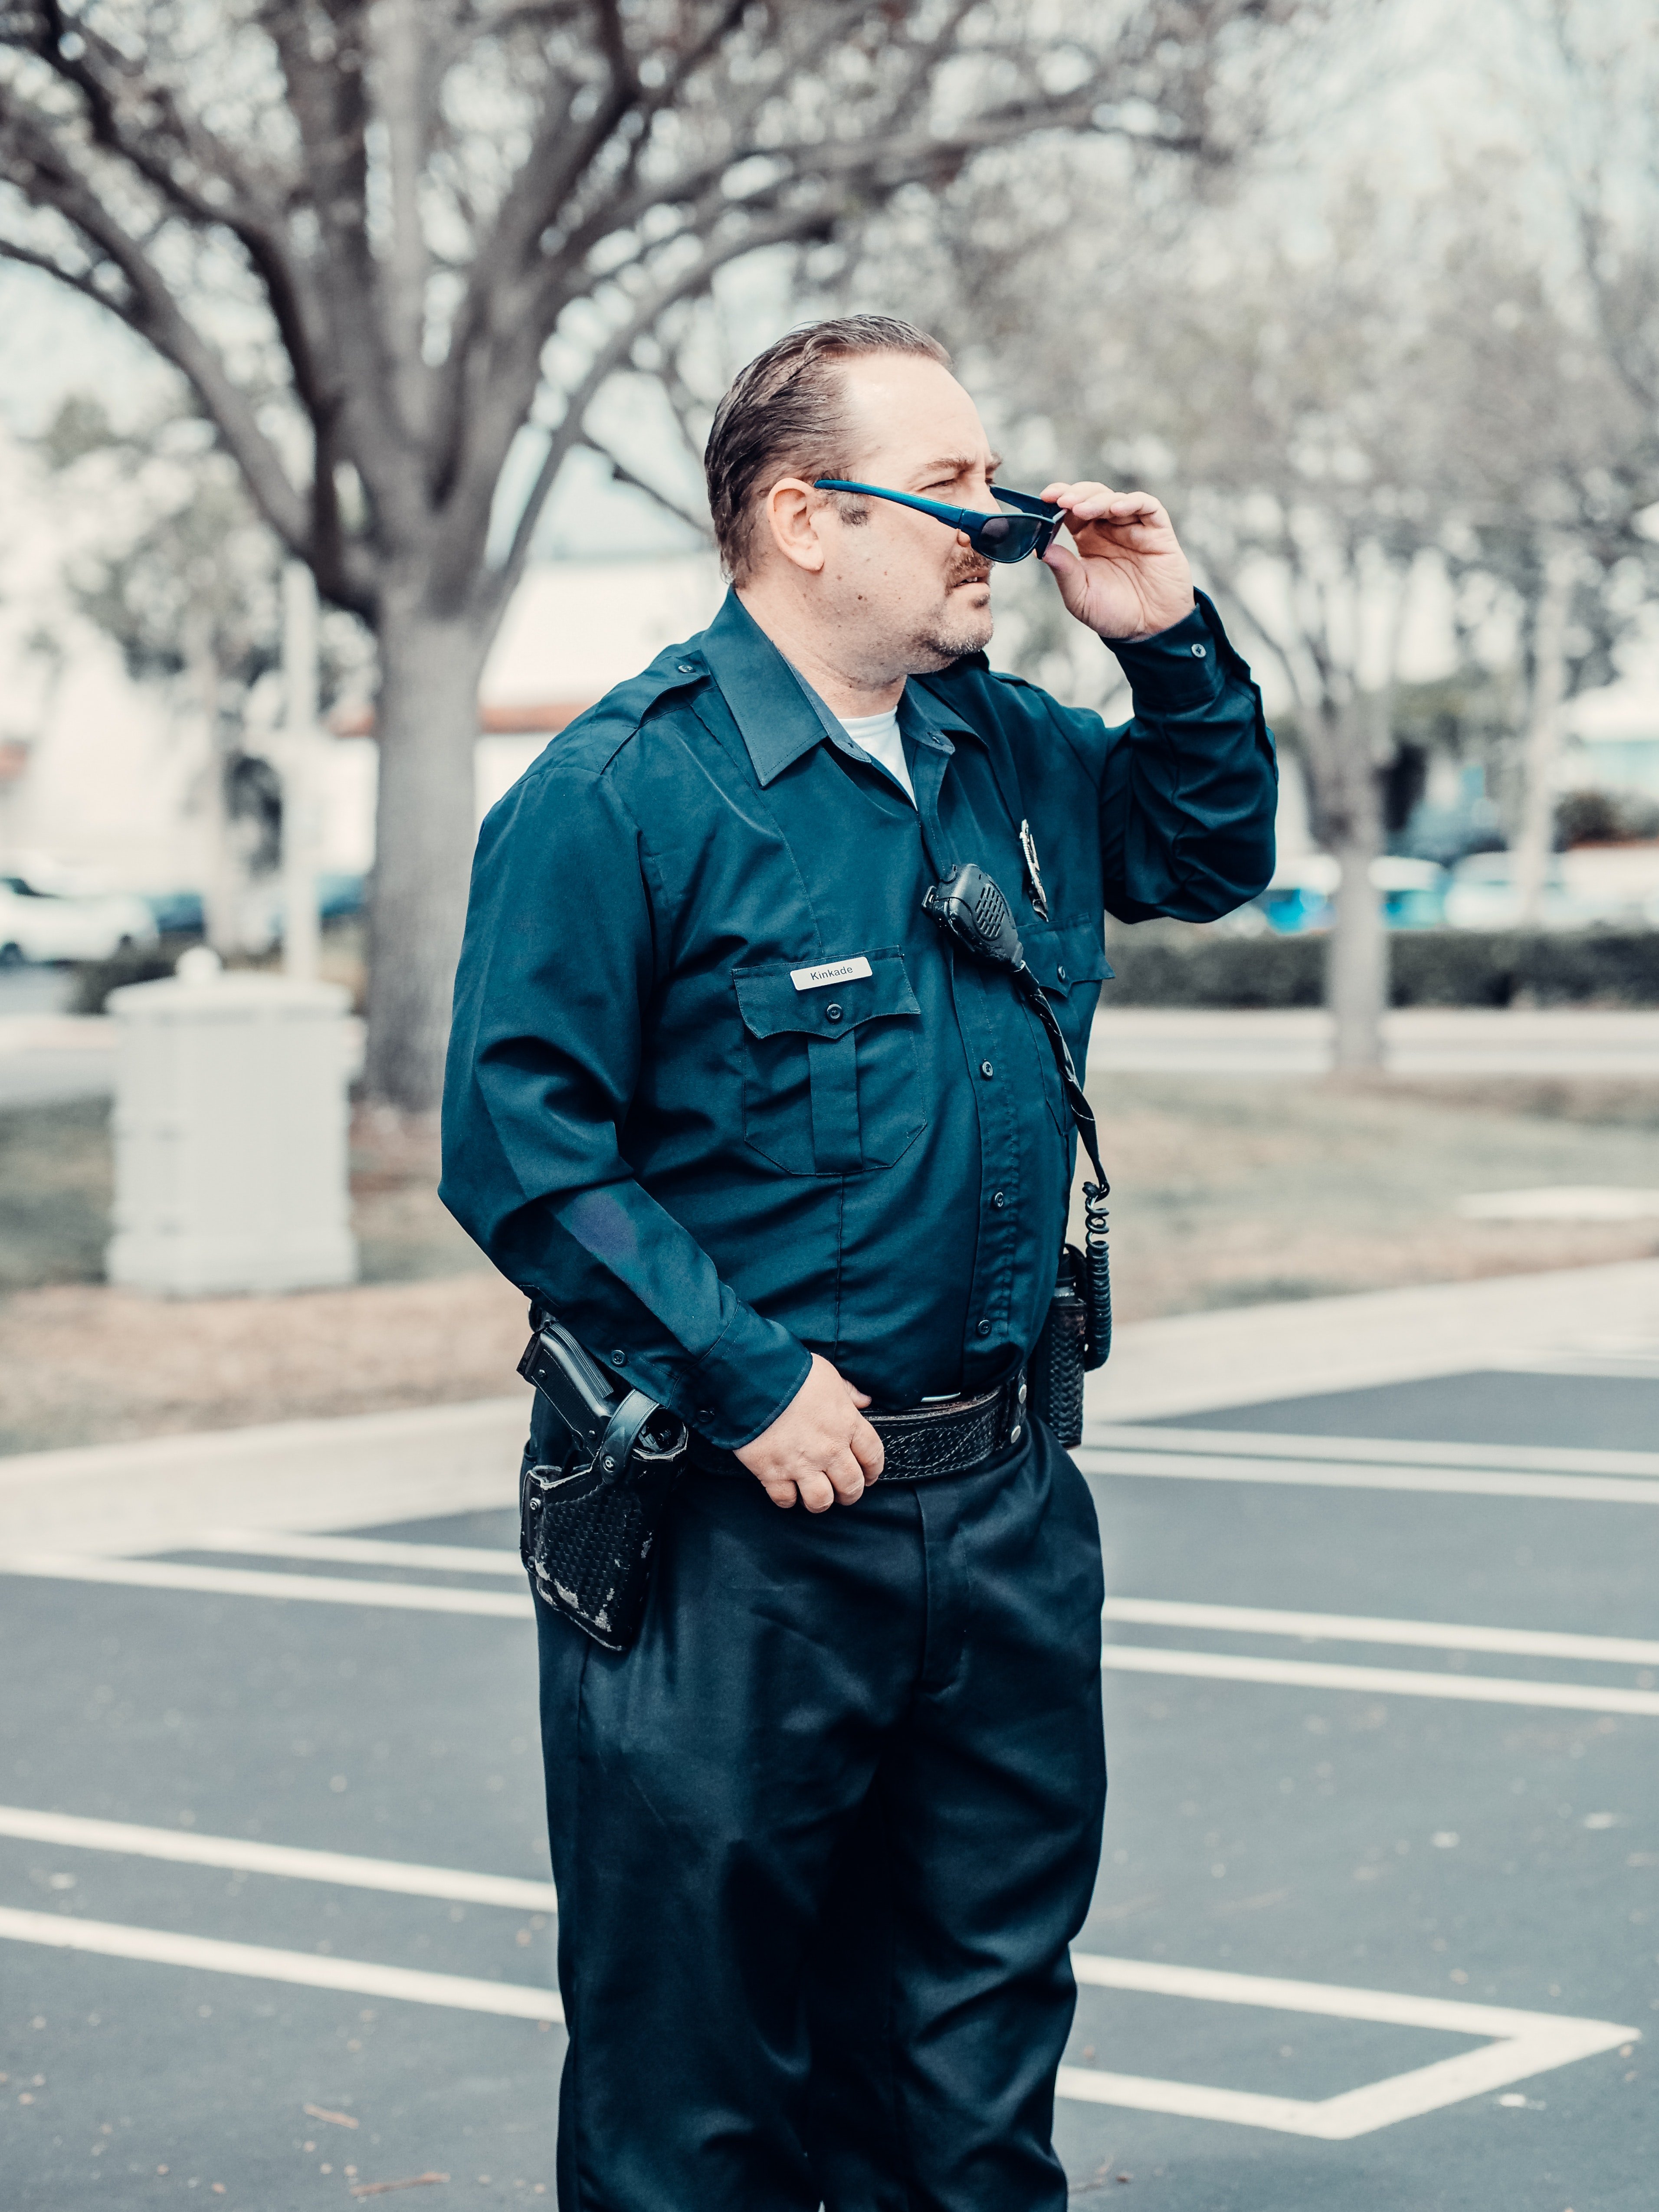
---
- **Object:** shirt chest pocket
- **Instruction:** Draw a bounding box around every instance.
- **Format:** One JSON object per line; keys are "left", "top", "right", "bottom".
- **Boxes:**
{"left": 1018, "top": 921, "right": 1113, "bottom": 1131}
{"left": 732, "top": 950, "right": 927, "bottom": 1176}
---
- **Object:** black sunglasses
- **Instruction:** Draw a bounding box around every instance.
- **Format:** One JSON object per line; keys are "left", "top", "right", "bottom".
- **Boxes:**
{"left": 813, "top": 479, "right": 1065, "bottom": 565}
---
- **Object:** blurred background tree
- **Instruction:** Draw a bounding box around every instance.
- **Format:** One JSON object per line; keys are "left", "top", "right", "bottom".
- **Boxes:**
{"left": 0, "top": 0, "right": 1307, "bottom": 1111}
{"left": 814, "top": 0, "right": 1659, "bottom": 1062}
{"left": 35, "top": 394, "right": 370, "bottom": 956}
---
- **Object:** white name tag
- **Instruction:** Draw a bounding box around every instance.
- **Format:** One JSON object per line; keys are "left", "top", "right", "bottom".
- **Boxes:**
{"left": 790, "top": 955, "right": 873, "bottom": 993}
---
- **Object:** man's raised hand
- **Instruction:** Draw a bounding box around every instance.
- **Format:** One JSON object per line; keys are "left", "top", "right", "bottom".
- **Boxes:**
{"left": 735, "top": 1353, "right": 885, "bottom": 1513}
{"left": 1039, "top": 481, "right": 1195, "bottom": 643}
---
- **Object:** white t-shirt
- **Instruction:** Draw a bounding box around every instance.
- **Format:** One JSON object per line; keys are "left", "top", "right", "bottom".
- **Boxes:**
{"left": 837, "top": 708, "right": 915, "bottom": 806}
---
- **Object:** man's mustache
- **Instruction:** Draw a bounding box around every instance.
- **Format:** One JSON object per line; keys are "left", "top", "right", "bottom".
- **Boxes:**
{"left": 948, "top": 560, "right": 991, "bottom": 588}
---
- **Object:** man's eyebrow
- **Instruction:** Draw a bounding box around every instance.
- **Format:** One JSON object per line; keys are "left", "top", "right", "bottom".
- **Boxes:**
{"left": 913, "top": 452, "right": 1003, "bottom": 480}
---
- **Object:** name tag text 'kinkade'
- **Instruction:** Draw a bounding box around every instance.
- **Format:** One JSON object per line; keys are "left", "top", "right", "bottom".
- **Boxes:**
{"left": 790, "top": 956, "right": 873, "bottom": 992}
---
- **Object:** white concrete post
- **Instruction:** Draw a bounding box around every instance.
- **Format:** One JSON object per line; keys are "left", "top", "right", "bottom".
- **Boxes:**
{"left": 106, "top": 951, "right": 358, "bottom": 1296}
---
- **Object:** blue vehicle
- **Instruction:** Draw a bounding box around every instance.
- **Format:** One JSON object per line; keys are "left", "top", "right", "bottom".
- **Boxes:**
{"left": 1251, "top": 856, "right": 1447, "bottom": 934}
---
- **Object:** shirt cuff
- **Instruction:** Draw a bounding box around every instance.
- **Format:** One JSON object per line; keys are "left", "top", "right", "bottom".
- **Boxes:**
{"left": 1104, "top": 591, "right": 1229, "bottom": 713}
{"left": 689, "top": 1303, "right": 813, "bottom": 1451}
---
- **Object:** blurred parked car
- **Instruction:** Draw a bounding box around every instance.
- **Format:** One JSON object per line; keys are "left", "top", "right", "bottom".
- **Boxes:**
{"left": 1442, "top": 852, "right": 1637, "bottom": 932}
{"left": 141, "top": 888, "right": 207, "bottom": 936}
{"left": 318, "top": 872, "right": 366, "bottom": 921}
{"left": 0, "top": 872, "right": 160, "bottom": 965}
{"left": 241, "top": 871, "right": 367, "bottom": 948}
{"left": 1250, "top": 855, "right": 1446, "bottom": 934}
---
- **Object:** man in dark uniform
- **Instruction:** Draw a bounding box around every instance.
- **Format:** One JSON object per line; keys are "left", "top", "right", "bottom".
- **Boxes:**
{"left": 440, "top": 315, "right": 1275, "bottom": 2210}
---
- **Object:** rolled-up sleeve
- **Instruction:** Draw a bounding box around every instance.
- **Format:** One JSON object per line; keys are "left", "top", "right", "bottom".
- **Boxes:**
{"left": 439, "top": 749, "right": 811, "bottom": 1448}
{"left": 1095, "top": 590, "right": 1277, "bottom": 922}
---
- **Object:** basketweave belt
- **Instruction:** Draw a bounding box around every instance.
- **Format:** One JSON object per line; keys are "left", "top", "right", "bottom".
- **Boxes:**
{"left": 690, "top": 1372, "right": 1029, "bottom": 1484}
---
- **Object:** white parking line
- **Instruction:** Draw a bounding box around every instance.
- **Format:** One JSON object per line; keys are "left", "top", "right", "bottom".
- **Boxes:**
{"left": 1101, "top": 1597, "right": 1659, "bottom": 1668}
{"left": 1085, "top": 1425, "right": 1659, "bottom": 1478}
{"left": 1, "top": 1904, "right": 1629, "bottom": 2139}
{"left": 1100, "top": 1645, "right": 1659, "bottom": 1715}
{"left": 0, "top": 1805, "right": 556, "bottom": 1911}
{"left": 0, "top": 1906, "right": 563, "bottom": 2022}
{"left": 197, "top": 1530, "right": 525, "bottom": 1576}
{"left": 1077, "top": 1448, "right": 1659, "bottom": 1507}
{"left": 8, "top": 1554, "right": 1654, "bottom": 1715}
{"left": 0, "top": 1553, "right": 533, "bottom": 1617}
{"left": 1062, "top": 1953, "right": 1637, "bottom": 2139}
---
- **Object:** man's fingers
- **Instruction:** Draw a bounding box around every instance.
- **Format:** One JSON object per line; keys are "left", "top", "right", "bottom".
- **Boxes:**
{"left": 820, "top": 1447, "right": 866, "bottom": 1504}
{"left": 849, "top": 1414, "right": 885, "bottom": 1480}
{"left": 759, "top": 1475, "right": 800, "bottom": 1509}
{"left": 796, "top": 1469, "right": 838, "bottom": 1513}
{"left": 1041, "top": 479, "right": 1166, "bottom": 530}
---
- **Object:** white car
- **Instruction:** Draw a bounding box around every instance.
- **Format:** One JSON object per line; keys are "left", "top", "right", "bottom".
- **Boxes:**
{"left": 0, "top": 873, "right": 160, "bottom": 964}
{"left": 1442, "top": 852, "right": 1637, "bottom": 932}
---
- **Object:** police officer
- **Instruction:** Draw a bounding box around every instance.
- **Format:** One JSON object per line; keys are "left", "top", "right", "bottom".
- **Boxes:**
{"left": 440, "top": 315, "right": 1276, "bottom": 2210}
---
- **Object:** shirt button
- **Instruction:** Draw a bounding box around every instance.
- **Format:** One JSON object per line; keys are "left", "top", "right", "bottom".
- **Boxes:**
{"left": 677, "top": 661, "right": 696, "bottom": 673}
{"left": 1190, "top": 642, "right": 1207, "bottom": 658}
{"left": 991, "top": 1190, "right": 1007, "bottom": 1209}
{"left": 980, "top": 1060, "right": 994, "bottom": 1078}
{"left": 611, "top": 1350, "right": 626, "bottom": 1366}
{"left": 825, "top": 1003, "right": 843, "bottom": 1022}
{"left": 1056, "top": 964, "right": 1067, "bottom": 982}
{"left": 976, "top": 1320, "right": 992, "bottom": 1337}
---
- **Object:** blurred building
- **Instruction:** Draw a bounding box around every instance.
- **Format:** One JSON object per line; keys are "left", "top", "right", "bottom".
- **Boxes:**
{"left": 0, "top": 550, "right": 722, "bottom": 895}
{"left": 1562, "top": 669, "right": 1659, "bottom": 799}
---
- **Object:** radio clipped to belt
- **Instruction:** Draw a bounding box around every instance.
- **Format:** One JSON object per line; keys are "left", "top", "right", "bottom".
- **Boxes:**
{"left": 922, "top": 861, "right": 1111, "bottom": 1449}
{"left": 516, "top": 1314, "right": 689, "bottom": 1652}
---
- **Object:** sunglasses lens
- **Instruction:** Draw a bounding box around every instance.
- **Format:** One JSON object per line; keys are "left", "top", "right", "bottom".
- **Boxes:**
{"left": 974, "top": 514, "right": 1042, "bottom": 564}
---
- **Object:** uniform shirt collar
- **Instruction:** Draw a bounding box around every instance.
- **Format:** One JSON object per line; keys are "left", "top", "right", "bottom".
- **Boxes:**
{"left": 699, "top": 588, "right": 980, "bottom": 789}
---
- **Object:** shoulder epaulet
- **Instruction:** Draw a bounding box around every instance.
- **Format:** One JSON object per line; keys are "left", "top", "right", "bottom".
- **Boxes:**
{"left": 528, "top": 643, "right": 711, "bottom": 779}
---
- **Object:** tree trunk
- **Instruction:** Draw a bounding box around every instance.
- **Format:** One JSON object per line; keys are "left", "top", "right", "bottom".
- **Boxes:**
{"left": 1319, "top": 707, "right": 1388, "bottom": 1073}
{"left": 363, "top": 588, "right": 492, "bottom": 1114}
{"left": 1329, "top": 828, "right": 1387, "bottom": 1071}
{"left": 1514, "top": 542, "right": 1574, "bottom": 927}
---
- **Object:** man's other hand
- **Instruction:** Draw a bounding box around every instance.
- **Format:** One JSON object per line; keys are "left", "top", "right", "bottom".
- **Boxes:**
{"left": 736, "top": 1353, "right": 885, "bottom": 1512}
{"left": 1039, "top": 481, "right": 1195, "bottom": 642}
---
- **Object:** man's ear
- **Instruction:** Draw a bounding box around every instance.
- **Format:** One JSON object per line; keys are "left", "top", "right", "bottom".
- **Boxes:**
{"left": 761, "top": 477, "right": 828, "bottom": 574}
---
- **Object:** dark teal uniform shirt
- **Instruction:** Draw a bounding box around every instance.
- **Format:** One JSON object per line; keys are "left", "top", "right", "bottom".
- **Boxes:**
{"left": 439, "top": 587, "right": 1275, "bottom": 1450}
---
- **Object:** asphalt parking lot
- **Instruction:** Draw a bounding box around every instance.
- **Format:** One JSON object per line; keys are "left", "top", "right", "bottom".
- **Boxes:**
{"left": 3, "top": 1364, "right": 1655, "bottom": 2210}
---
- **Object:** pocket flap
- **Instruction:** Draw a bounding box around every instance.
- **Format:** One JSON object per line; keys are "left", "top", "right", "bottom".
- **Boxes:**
{"left": 1022, "top": 919, "right": 1113, "bottom": 993}
{"left": 733, "top": 947, "right": 920, "bottom": 1039}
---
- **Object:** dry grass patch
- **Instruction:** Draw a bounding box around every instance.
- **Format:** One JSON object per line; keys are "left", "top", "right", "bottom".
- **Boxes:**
{"left": 2, "top": 1071, "right": 1656, "bottom": 1452}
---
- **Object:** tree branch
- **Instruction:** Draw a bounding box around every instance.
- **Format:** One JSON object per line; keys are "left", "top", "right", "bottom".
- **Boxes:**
{"left": 480, "top": 200, "right": 841, "bottom": 613}
{"left": 580, "top": 435, "right": 711, "bottom": 540}
{"left": 23, "top": 0, "right": 335, "bottom": 429}
{"left": 0, "top": 106, "right": 317, "bottom": 555}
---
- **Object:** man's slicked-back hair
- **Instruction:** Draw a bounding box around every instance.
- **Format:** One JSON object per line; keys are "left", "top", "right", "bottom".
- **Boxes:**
{"left": 704, "top": 315, "right": 952, "bottom": 582}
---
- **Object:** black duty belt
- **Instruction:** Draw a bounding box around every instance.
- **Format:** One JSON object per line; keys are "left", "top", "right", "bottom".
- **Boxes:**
{"left": 691, "top": 1373, "right": 1028, "bottom": 1484}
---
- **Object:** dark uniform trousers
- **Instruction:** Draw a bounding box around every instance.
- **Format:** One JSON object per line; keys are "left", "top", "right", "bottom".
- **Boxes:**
{"left": 534, "top": 1415, "right": 1107, "bottom": 2212}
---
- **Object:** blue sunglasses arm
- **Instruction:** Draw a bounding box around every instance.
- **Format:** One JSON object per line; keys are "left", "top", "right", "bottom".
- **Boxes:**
{"left": 813, "top": 479, "right": 974, "bottom": 530}
{"left": 814, "top": 478, "right": 1061, "bottom": 528}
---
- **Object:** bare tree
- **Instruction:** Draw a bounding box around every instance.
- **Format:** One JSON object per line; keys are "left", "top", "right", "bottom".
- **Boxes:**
{"left": 873, "top": 115, "right": 1659, "bottom": 1059}
{"left": 1424, "top": 218, "right": 1658, "bottom": 925}
{"left": 0, "top": 0, "right": 1287, "bottom": 1110}
{"left": 38, "top": 393, "right": 374, "bottom": 954}
{"left": 1494, "top": 4, "right": 1659, "bottom": 909}
{"left": 872, "top": 174, "right": 1441, "bottom": 1063}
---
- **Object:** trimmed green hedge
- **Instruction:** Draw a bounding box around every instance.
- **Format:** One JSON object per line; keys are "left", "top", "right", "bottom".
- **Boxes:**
{"left": 1101, "top": 927, "right": 1659, "bottom": 1009}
